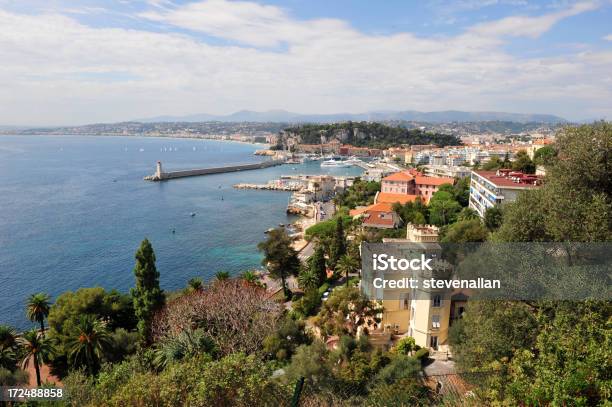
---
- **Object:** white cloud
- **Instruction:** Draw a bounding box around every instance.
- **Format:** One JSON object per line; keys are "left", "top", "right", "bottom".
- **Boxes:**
{"left": 469, "top": 1, "right": 598, "bottom": 38}
{"left": 0, "top": 1, "right": 610, "bottom": 125}
{"left": 604, "top": 34, "right": 612, "bottom": 41}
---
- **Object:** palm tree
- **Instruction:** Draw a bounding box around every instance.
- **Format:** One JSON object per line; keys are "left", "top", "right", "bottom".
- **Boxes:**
{"left": 26, "top": 293, "right": 51, "bottom": 336}
{"left": 335, "top": 255, "right": 360, "bottom": 287}
{"left": 68, "top": 315, "right": 112, "bottom": 375}
{"left": 297, "top": 268, "right": 320, "bottom": 291}
{"left": 187, "top": 277, "right": 203, "bottom": 292}
{"left": 18, "top": 330, "right": 55, "bottom": 386}
{"left": 0, "top": 345, "right": 17, "bottom": 371}
{"left": 214, "top": 271, "right": 230, "bottom": 281}
{"left": 0, "top": 325, "right": 17, "bottom": 348}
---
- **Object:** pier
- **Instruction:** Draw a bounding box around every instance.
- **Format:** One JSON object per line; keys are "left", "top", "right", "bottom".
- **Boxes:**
{"left": 144, "top": 160, "right": 284, "bottom": 181}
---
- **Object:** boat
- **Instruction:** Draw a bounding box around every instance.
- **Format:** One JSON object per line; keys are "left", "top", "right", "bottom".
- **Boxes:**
{"left": 190, "top": 212, "right": 196, "bottom": 217}
{"left": 321, "top": 159, "right": 350, "bottom": 168}
{"left": 345, "top": 156, "right": 362, "bottom": 165}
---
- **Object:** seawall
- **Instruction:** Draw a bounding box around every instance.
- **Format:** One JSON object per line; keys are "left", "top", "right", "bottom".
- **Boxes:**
{"left": 144, "top": 160, "right": 284, "bottom": 181}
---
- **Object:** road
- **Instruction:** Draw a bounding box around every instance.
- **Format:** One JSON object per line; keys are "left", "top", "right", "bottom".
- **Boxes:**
{"left": 315, "top": 201, "right": 336, "bottom": 222}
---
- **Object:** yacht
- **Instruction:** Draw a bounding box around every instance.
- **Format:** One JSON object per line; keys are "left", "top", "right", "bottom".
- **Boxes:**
{"left": 345, "top": 156, "right": 362, "bottom": 164}
{"left": 321, "top": 158, "right": 350, "bottom": 168}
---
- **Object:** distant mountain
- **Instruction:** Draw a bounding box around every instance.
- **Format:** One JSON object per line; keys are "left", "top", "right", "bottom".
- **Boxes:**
{"left": 135, "top": 109, "right": 567, "bottom": 124}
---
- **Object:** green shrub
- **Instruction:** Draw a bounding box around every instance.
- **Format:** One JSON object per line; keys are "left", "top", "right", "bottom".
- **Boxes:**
{"left": 318, "top": 283, "right": 330, "bottom": 296}
{"left": 414, "top": 348, "right": 429, "bottom": 363}
{"left": 394, "top": 337, "right": 416, "bottom": 355}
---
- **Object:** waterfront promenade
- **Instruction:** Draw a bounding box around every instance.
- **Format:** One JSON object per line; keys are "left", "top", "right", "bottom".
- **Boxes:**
{"left": 144, "top": 159, "right": 284, "bottom": 181}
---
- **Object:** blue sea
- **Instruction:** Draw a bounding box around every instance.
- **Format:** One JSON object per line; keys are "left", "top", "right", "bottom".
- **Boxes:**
{"left": 0, "top": 135, "right": 363, "bottom": 330}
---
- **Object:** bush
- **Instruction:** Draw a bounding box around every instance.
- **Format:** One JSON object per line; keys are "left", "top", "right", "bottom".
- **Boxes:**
{"left": 394, "top": 337, "right": 416, "bottom": 355}
{"left": 373, "top": 355, "right": 421, "bottom": 385}
{"left": 305, "top": 216, "right": 352, "bottom": 240}
{"left": 292, "top": 289, "right": 321, "bottom": 318}
{"left": 318, "top": 283, "right": 330, "bottom": 296}
{"left": 414, "top": 348, "right": 429, "bottom": 363}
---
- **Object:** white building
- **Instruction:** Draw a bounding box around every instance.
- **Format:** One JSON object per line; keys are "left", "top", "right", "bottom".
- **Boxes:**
{"left": 469, "top": 169, "right": 542, "bottom": 217}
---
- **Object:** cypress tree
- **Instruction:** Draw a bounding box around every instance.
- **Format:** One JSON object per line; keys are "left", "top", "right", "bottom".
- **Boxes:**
{"left": 131, "top": 238, "right": 164, "bottom": 343}
{"left": 330, "top": 217, "right": 346, "bottom": 269}
{"left": 309, "top": 245, "right": 327, "bottom": 285}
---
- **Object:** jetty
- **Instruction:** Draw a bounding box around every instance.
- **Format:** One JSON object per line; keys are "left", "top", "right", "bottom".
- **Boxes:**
{"left": 233, "top": 183, "right": 301, "bottom": 191}
{"left": 144, "top": 160, "right": 284, "bottom": 181}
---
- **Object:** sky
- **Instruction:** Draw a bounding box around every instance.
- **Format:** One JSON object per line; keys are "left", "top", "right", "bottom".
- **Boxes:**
{"left": 0, "top": 0, "right": 611, "bottom": 126}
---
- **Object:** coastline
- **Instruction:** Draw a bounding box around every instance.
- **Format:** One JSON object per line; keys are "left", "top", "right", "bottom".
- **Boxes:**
{"left": 0, "top": 132, "right": 271, "bottom": 147}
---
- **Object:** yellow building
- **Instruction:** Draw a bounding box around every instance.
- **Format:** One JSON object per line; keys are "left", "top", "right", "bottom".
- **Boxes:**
{"left": 367, "top": 224, "right": 467, "bottom": 350}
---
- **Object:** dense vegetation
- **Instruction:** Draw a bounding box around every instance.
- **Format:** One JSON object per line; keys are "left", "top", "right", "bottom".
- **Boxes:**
{"left": 285, "top": 121, "right": 461, "bottom": 148}
{"left": 450, "top": 122, "right": 612, "bottom": 405}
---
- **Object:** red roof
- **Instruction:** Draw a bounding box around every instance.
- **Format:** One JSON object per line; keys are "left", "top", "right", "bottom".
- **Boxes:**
{"left": 362, "top": 211, "right": 398, "bottom": 228}
{"left": 383, "top": 171, "right": 414, "bottom": 182}
{"left": 415, "top": 176, "right": 455, "bottom": 186}
{"left": 349, "top": 202, "right": 394, "bottom": 216}
{"left": 473, "top": 170, "right": 541, "bottom": 188}
{"left": 376, "top": 192, "right": 419, "bottom": 205}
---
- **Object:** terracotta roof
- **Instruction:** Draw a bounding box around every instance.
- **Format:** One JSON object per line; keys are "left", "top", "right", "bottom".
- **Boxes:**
{"left": 415, "top": 176, "right": 455, "bottom": 186}
{"left": 349, "top": 202, "right": 394, "bottom": 216}
{"left": 376, "top": 192, "right": 419, "bottom": 205}
{"left": 362, "top": 211, "right": 397, "bottom": 228}
{"left": 383, "top": 171, "right": 414, "bottom": 182}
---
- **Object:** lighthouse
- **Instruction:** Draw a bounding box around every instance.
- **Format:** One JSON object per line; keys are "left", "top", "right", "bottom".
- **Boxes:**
{"left": 155, "top": 161, "right": 163, "bottom": 180}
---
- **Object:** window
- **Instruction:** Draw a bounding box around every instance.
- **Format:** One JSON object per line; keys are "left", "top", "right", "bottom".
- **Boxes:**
{"left": 433, "top": 294, "right": 441, "bottom": 307}
{"left": 432, "top": 315, "right": 440, "bottom": 329}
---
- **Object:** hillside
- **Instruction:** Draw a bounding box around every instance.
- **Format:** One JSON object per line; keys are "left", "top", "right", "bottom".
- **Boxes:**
{"left": 284, "top": 122, "right": 461, "bottom": 148}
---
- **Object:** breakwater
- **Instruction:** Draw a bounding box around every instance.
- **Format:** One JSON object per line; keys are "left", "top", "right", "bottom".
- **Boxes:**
{"left": 145, "top": 160, "right": 284, "bottom": 181}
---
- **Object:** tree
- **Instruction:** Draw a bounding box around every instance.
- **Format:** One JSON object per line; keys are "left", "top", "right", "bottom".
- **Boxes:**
{"left": 532, "top": 145, "right": 556, "bottom": 166}
{"left": 18, "top": 330, "right": 55, "bottom": 386}
{"left": 428, "top": 191, "right": 461, "bottom": 226}
{"left": 68, "top": 315, "right": 113, "bottom": 375}
{"left": 240, "top": 270, "right": 260, "bottom": 286}
{"left": 440, "top": 219, "right": 488, "bottom": 243}
{"left": 308, "top": 244, "right": 327, "bottom": 285}
{"left": 214, "top": 271, "right": 230, "bottom": 281}
{"left": 330, "top": 216, "right": 347, "bottom": 268}
{"left": 511, "top": 150, "right": 535, "bottom": 174}
{"left": 187, "top": 278, "right": 203, "bottom": 292}
{"left": 152, "top": 280, "right": 283, "bottom": 356}
{"left": 0, "top": 325, "right": 17, "bottom": 349}
{"left": 457, "top": 207, "right": 479, "bottom": 221}
{"left": 258, "top": 228, "right": 300, "bottom": 299}
{"left": 483, "top": 206, "right": 503, "bottom": 231}
{"left": 297, "top": 268, "right": 320, "bottom": 291}
{"left": 131, "top": 239, "right": 165, "bottom": 343}
{"left": 482, "top": 156, "right": 504, "bottom": 171}
{"left": 26, "top": 292, "right": 51, "bottom": 336}
{"left": 335, "top": 254, "right": 360, "bottom": 286}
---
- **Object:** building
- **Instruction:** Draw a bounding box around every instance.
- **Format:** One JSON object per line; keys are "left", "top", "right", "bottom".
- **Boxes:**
{"left": 527, "top": 138, "right": 554, "bottom": 159}
{"left": 423, "top": 165, "right": 471, "bottom": 179}
{"left": 469, "top": 169, "right": 542, "bottom": 217}
{"left": 349, "top": 202, "right": 402, "bottom": 229}
{"left": 339, "top": 145, "right": 383, "bottom": 157}
{"left": 381, "top": 170, "right": 455, "bottom": 203}
{"left": 361, "top": 224, "right": 466, "bottom": 350}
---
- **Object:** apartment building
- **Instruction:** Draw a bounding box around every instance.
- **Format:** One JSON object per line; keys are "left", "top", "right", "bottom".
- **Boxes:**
{"left": 423, "top": 165, "right": 471, "bottom": 178}
{"left": 381, "top": 170, "right": 454, "bottom": 203}
{"left": 469, "top": 169, "right": 542, "bottom": 217}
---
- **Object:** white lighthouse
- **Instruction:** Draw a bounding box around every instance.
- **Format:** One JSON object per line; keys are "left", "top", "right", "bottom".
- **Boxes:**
{"left": 155, "top": 161, "right": 163, "bottom": 180}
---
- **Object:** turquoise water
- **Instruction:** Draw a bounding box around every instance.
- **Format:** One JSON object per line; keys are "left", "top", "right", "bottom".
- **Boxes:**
{"left": 0, "top": 135, "right": 363, "bottom": 329}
